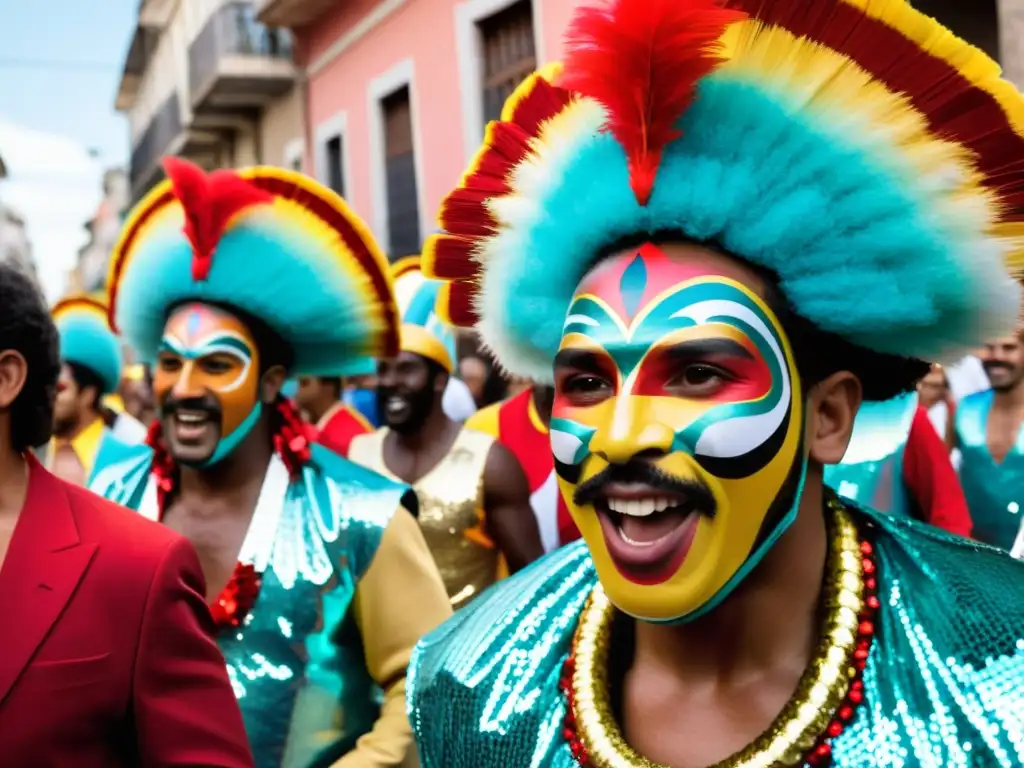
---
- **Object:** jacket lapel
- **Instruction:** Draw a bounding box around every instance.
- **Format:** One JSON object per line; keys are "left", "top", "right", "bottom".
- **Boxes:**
{"left": 0, "top": 455, "right": 96, "bottom": 706}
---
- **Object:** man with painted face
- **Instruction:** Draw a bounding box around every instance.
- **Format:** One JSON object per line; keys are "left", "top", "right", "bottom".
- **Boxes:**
{"left": 89, "top": 158, "right": 451, "bottom": 768}
{"left": 955, "top": 331, "right": 1024, "bottom": 552}
{"left": 350, "top": 256, "right": 543, "bottom": 608}
{"left": 43, "top": 295, "right": 137, "bottom": 486}
{"left": 405, "top": 0, "right": 1024, "bottom": 765}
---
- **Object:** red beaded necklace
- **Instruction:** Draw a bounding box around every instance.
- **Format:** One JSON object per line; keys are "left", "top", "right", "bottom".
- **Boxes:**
{"left": 146, "top": 398, "right": 312, "bottom": 631}
{"left": 560, "top": 514, "right": 879, "bottom": 768}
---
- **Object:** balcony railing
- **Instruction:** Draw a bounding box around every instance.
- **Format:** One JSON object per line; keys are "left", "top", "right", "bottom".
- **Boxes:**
{"left": 189, "top": 2, "right": 293, "bottom": 105}
{"left": 129, "top": 92, "right": 182, "bottom": 193}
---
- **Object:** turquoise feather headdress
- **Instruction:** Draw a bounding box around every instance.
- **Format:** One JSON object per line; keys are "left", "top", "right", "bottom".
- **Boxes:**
{"left": 424, "top": 0, "right": 1024, "bottom": 383}
{"left": 52, "top": 295, "right": 124, "bottom": 395}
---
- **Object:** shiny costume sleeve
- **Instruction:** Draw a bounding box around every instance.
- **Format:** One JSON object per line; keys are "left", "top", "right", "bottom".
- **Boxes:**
{"left": 335, "top": 506, "right": 453, "bottom": 767}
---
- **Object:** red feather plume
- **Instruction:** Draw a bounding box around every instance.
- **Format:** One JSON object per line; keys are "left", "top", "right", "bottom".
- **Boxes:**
{"left": 162, "top": 157, "right": 274, "bottom": 281}
{"left": 560, "top": 0, "right": 744, "bottom": 205}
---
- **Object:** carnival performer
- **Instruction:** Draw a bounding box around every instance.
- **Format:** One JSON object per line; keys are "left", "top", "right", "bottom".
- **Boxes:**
{"left": 294, "top": 372, "right": 374, "bottom": 457}
{"left": 349, "top": 256, "right": 543, "bottom": 608}
{"left": 89, "top": 158, "right": 452, "bottom": 768}
{"left": 956, "top": 331, "right": 1024, "bottom": 551}
{"left": 823, "top": 391, "right": 971, "bottom": 536}
{"left": 405, "top": 0, "right": 1024, "bottom": 765}
{"left": 0, "top": 261, "right": 253, "bottom": 767}
{"left": 44, "top": 295, "right": 136, "bottom": 486}
{"left": 466, "top": 383, "right": 581, "bottom": 550}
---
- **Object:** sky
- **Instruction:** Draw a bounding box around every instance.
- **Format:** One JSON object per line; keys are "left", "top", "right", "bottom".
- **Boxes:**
{"left": 0, "top": 0, "right": 137, "bottom": 301}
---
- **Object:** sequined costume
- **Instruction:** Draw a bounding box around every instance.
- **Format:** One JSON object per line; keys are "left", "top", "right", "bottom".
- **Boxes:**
{"left": 349, "top": 256, "right": 502, "bottom": 609}
{"left": 350, "top": 427, "right": 498, "bottom": 609}
{"left": 956, "top": 390, "right": 1024, "bottom": 550}
{"left": 91, "top": 160, "right": 452, "bottom": 767}
{"left": 407, "top": 0, "right": 1024, "bottom": 764}
{"left": 824, "top": 395, "right": 971, "bottom": 536}
{"left": 409, "top": 501, "right": 1024, "bottom": 767}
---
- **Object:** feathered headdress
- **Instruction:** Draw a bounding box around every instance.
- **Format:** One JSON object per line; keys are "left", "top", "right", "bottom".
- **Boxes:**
{"left": 108, "top": 158, "right": 400, "bottom": 375}
{"left": 52, "top": 295, "right": 124, "bottom": 394}
{"left": 391, "top": 255, "right": 458, "bottom": 372}
{"left": 424, "top": 0, "right": 1024, "bottom": 383}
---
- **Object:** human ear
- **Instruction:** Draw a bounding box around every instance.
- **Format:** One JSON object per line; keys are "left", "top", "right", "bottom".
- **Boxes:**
{"left": 260, "top": 365, "right": 287, "bottom": 404}
{"left": 805, "top": 371, "right": 862, "bottom": 465}
{"left": 0, "top": 350, "right": 28, "bottom": 409}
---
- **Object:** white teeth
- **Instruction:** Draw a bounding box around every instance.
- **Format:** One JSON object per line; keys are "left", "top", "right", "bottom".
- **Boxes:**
{"left": 386, "top": 398, "right": 405, "bottom": 413}
{"left": 617, "top": 527, "right": 656, "bottom": 547}
{"left": 605, "top": 497, "right": 676, "bottom": 516}
{"left": 176, "top": 413, "right": 206, "bottom": 423}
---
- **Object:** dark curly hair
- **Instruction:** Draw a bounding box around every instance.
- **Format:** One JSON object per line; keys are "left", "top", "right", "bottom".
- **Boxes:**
{"left": 0, "top": 262, "right": 60, "bottom": 452}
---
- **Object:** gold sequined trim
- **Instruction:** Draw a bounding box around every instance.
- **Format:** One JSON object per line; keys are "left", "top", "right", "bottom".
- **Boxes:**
{"left": 570, "top": 501, "right": 865, "bottom": 768}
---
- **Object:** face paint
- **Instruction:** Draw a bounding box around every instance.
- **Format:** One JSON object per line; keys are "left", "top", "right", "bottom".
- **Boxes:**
{"left": 550, "top": 244, "right": 806, "bottom": 623}
{"left": 154, "top": 304, "right": 263, "bottom": 467}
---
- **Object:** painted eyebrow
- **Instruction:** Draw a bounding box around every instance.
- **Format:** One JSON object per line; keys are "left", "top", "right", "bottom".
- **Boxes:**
{"left": 553, "top": 348, "right": 611, "bottom": 374}
{"left": 158, "top": 334, "right": 252, "bottom": 356}
{"left": 658, "top": 338, "right": 754, "bottom": 362}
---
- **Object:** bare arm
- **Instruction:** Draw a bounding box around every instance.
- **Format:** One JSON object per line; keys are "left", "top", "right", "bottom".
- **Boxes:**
{"left": 338, "top": 507, "right": 452, "bottom": 767}
{"left": 482, "top": 442, "right": 544, "bottom": 573}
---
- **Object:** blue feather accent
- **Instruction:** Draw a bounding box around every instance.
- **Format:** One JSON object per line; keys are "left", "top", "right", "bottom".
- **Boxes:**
{"left": 488, "top": 75, "right": 1019, "bottom": 377}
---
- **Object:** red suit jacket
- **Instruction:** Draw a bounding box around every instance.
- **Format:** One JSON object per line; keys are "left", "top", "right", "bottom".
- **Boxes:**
{"left": 0, "top": 455, "right": 253, "bottom": 767}
{"left": 314, "top": 401, "right": 373, "bottom": 458}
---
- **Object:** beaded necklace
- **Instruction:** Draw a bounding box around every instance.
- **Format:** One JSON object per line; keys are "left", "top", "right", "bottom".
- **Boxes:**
{"left": 560, "top": 499, "right": 877, "bottom": 768}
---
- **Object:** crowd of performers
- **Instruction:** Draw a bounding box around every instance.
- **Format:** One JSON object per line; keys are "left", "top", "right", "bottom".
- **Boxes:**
{"left": 3, "top": 0, "right": 1024, "bottom": 765}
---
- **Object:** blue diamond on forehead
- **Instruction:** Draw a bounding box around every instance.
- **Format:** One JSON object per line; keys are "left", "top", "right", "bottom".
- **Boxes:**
{"left": 186, "top": 309, "right": 202, "bottom": 338}
{"left": 620, "top": 252, "right": 648, "bottom": 318}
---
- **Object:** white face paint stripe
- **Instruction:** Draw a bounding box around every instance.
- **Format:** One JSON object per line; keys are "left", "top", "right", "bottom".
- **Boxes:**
{"left": 160, "top": 330, "right": 255, "bottom": 394}
{"left": 669, "top": 299, "right": 792, "bottom": 460}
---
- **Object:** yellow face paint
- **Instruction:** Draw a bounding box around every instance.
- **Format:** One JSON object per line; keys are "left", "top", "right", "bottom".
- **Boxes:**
{"left": 550, "top": 244, "right": 805, "bottom": 622}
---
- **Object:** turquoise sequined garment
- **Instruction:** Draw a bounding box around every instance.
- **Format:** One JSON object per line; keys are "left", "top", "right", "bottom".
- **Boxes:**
{"left": 91, "top": 442, "right": 409, "bottom": 768}
{"left": 823, "top": 393, "right": 917, "bottom": 519}
{"left": 408, "top": 505, "right": 1024, "bottom": 767}
{"left": 956, "top": 390, "right": 1024, "bottom": 551}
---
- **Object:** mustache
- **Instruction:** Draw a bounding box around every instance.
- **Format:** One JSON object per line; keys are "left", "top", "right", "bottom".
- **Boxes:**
{"left": 161, "top": 394, "right": 222, "bottom": 419}
{"left": 573, "top": 460, "right": 716, "bottom": 514}
{"left": 983, "top": 361, "right": 1012, "bottom": 372}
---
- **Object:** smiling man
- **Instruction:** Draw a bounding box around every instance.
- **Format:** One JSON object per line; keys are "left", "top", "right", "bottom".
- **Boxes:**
{"left": 350, "top": 256, "right": 543, "bottom": 608}
{"left": 956, "top": 331, "right": 1024, "bottom": 551}
{"left": 88, "top": 159, "right": 451, "bottom": 767}
{"left": 405, "top": 0, "right": 1024, "bottom": 765}
{"left": 43, "top": 295, "right": 134, "bottom": 486}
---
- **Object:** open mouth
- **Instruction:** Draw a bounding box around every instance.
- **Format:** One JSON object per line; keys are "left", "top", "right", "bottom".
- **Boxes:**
{"left": 385, "top": 395, "right": 410, "bottom": 420}
{"left": 594, "top": 482, "right": 705, "bottom": 585}
{"left": 172, "top": 409, "right": 216, "bottom": 443}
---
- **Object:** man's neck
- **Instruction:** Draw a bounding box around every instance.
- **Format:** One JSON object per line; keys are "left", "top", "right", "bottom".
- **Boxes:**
{"left": 392, "top": 403, "right": 453, "bottom": 452}
{"left": 56, "top": 411, "right": 101, "bottom": 443}
{"left": 992, "top": 379, "right": 1024, "bottom": 410}
{"left": 310, "top": 396, "right": 341, "bottom": 427}
{"left": 632, "top": 481, "right": 828, "bottom": 683}
{"left": 177, "top": 422, "right": 274, "bottom": 504}
{"left": 0, "top": 447, "right": 28, "bottom": 521}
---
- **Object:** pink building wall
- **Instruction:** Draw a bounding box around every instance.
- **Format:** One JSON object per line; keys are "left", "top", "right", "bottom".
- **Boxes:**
{"left": 296, "top": 0, "right": 575, "bottom": 248}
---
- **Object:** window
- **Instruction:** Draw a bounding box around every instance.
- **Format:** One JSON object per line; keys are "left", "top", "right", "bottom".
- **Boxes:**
{"left": 382, "top": 86, "right": 421, "bottom": 259}
{"left": 325, "top": 135, "right": 344, "bottom": 195}
{"left": 479, "top": 1, "right": 536, "bottom": 125}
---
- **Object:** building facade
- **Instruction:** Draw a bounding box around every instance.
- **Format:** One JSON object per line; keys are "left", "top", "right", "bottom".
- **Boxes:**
{"left": 116, "top": 0, "right": 301, "bottom": 205}
{"left": 68, "top": 169, "right": 130, "bottom": 294}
